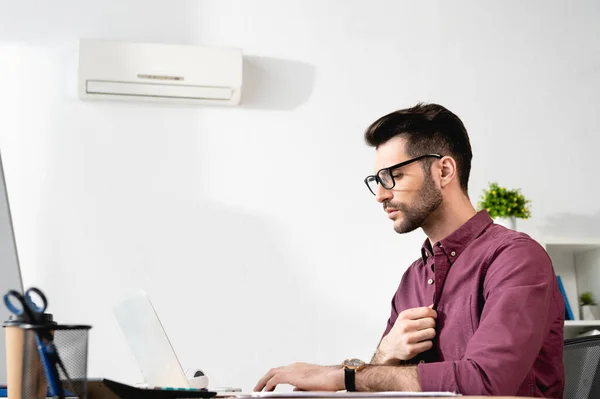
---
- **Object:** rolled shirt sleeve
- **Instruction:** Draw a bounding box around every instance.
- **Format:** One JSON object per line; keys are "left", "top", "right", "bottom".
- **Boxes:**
{"left": 417, "top": 237, "right": 561, "bottom": 395}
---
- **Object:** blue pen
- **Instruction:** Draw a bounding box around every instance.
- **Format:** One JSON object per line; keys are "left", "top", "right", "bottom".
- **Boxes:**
{"left": 35, "top": 334, "right": 64, "bottom": 398}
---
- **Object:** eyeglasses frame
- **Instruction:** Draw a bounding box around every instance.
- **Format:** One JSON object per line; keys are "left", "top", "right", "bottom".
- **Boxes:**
{"left": 364, "top": 153, "right": 443, "bottom": 195}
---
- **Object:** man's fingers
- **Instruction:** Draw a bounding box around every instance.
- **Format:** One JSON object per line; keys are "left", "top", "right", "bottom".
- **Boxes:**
{"left": 396, "top": 317, "right": 435, "bottom": 335}
{"left": 254, "top": 378, "right": 266, "bottom": 392}
{"left": 254, "top": 382, "right": 265, "bottom": 391}
{"left": 397, "top": 306, "right": 437, "bottom": 321}
{"left": 405, "top": 327, "right": 436, "bottom": 344}
{"left": 265, "top": 375, "right": 281, "bottom": 392}
{"left": 414, "top": 317, "right": 436, "bottom": 331}
{"left": 409, "top": 340, "right": 434, "bottom": 356}
{"left": 254, "top": 368, "right": 278, "bottom": 391}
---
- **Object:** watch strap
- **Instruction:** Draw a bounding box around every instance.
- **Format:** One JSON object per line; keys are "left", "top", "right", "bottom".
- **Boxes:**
{"left": 344, "top": 367, "right": 356, "bottom": 392}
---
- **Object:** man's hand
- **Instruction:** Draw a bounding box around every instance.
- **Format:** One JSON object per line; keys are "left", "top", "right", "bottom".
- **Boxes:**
{"left": 373, "top": 305, "right": 437, "bottom": 364}
{"left": 254, "top": 363, "right": 344, "bottom": 392}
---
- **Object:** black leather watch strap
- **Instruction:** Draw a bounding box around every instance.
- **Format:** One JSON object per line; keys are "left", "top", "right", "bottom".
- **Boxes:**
{"left": 344, "top": 368, "right": 356, "bottom": 392}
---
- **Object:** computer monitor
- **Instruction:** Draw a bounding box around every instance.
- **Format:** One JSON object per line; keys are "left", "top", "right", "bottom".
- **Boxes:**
{"left": 0, "top": 149, "right": 25, "bottom": 383}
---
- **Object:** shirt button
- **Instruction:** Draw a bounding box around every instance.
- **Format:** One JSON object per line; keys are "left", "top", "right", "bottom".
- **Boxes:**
{"left": 450, "top": 251, "right": 456, "bottom": 256}
{"left": 419, "top": 360, "right": 425, "bottom": 364}
{"left": 427, "top": 278, "right": 434, "bottom": 285}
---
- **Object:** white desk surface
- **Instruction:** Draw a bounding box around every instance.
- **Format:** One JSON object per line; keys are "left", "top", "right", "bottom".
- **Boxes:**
{"left": 216, "top": 393, "right": 533, "bottom": 399}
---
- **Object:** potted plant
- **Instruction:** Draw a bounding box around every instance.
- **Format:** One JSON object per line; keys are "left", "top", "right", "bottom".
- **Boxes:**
{"left": 477, "top": 182, "right": 531, "bottom": 230}
{"left": 580, "top": 292, "right": 599, "bottom": 320}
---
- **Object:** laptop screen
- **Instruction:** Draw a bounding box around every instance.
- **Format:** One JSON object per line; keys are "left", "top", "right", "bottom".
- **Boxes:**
{"left": 113, "top": 290, "right": 190, "bottom": 388}
{"left": 0, "top": 150, "right": 25, "bottom": 383}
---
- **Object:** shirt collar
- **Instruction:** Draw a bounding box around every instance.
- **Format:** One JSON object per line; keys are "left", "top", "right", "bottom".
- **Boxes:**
{"left": 421, "top": 240, "right": 434, "bottom": 263}
{"left": 420, "top": 210, "right": 493, "bottom": 264}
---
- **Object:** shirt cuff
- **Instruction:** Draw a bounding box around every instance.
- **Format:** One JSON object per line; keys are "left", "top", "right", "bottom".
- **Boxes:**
{"left": 417, "top": 361, "right": 459, "bottom": 393}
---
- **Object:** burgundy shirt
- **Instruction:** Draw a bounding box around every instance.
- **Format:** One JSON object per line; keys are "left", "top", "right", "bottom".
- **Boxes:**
{"left": 382, "top": 210, "right": 564, "bottom": 397}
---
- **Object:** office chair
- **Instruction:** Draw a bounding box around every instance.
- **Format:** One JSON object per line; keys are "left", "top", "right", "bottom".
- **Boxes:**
{"left": 564, "top": 334, "right": 600, "bottom": 398}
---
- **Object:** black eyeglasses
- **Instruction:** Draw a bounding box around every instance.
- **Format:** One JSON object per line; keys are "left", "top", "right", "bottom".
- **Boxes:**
{"left": 364, "top": 154, "right": 443, "bottom": 195}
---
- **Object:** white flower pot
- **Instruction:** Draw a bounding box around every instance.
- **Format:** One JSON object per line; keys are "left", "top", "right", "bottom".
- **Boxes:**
{"left": 494, "top": 216, "right": 517, "bottom": 230}
{"left": 581, "top": 305, "right": 600, "bottom": 320}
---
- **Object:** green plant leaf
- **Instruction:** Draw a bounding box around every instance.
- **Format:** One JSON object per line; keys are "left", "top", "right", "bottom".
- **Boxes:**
{"left": 477, "top": 182, "right": 532, "bottom": 219}
{"left": 580, "top": 291, "right": 596, "bottom": 306}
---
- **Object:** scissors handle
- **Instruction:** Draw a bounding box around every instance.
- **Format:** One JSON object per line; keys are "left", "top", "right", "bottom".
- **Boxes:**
{"left": 3, "top": 287, "right": 48, "bottom": 324}
{"left": 3, "top": 290, "right": 31, "bottom": 319}
{"left": 24, "top": 287, "right": 48, "bottom": 314}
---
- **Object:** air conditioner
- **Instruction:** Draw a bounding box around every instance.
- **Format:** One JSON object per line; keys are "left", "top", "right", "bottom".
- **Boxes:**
{"left": 78, "top": 39, "right": 243, "bottom": 106}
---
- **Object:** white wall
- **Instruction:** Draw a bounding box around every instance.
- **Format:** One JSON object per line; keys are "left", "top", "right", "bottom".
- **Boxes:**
{"left": 1, "top": 0, "right": 600, "bottom": 391}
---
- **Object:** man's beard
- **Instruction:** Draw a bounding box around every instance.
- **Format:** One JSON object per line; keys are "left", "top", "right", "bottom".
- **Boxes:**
{"left": 385, "top": 173, "right": 443, "bottom": 234}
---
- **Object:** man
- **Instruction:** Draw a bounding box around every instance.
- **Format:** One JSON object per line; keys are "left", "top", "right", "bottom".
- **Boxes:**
{"left": 254, "top": 103, "right": 565, "bottom": 397}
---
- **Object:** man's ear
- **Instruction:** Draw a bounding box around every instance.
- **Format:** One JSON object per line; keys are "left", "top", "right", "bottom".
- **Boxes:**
{"left": 439, "top": 156, "right": 457, "bottom": 188}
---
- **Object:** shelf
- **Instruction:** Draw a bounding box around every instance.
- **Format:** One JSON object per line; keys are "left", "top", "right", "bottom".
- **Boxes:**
{"left": 564, "top": 320, "right": 600, "bottom": 339}
{"left": 544, "top": 240, "right": 600, "bottom": 332}
{"left": 565, "top": 320, "right": 600, "bottom": 327}
{"left": 539, "top": 236, "right": 600, "bottom": 338}
{"left": 543, "top": 238, "right": 600, "bottom": 253}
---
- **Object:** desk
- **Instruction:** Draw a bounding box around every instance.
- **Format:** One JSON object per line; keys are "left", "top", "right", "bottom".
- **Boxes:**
{"left": 221, "top": 396, "right": 534, "bottom": 399}
{"left": 216, "top": 394, "right": 535, "bottom": 399}
{"left": 86, "top": 381, "right": 537, "bottom": 399}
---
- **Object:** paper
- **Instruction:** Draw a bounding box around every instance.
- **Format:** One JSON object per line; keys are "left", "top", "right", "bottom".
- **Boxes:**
{"left": 231, "top": 392, "right": 459, "bottom": 398}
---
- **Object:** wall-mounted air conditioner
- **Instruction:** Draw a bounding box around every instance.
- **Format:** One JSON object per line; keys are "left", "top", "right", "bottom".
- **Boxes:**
{"left": 78, "top": 39, "right": 243, "bottom": 106}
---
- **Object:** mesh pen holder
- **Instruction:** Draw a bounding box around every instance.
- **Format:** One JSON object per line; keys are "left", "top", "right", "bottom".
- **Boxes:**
{"left": 20, "top": 324, "right": 91, "bottom": 399}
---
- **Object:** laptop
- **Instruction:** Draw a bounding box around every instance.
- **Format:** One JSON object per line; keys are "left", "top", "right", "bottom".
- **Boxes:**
{"left": 0, "top": 149, "right": 25, "bottom": 383}
{"left": 113, "top": 290, "right": 205, "bottom": 390}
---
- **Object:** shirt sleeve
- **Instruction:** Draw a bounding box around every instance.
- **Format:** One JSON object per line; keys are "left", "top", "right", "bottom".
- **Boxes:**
{"left": 381, "top": 283, "right": 401, "bottom": 339}
{"left": 417, "top": 236, "right": 562, "bottom": 395}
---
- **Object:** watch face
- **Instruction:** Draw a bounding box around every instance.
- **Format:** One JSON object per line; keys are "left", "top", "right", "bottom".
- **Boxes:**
{"left": 344, "top": 358, "right": 365, "bottom": 368}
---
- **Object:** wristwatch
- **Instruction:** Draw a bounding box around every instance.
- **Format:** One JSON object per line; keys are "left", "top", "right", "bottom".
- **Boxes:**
{"left": 341, "top": 358, "right": 366, "bottom": 392}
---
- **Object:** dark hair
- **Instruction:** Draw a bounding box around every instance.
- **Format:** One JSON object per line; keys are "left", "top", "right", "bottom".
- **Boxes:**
{"left": 364, "top": 102, "right": 473, "bottom": 193}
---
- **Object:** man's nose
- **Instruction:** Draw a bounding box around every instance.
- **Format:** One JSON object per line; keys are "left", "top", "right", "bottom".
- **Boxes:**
{"left": 375, "top": 184, "right": 393, "bottom": 203}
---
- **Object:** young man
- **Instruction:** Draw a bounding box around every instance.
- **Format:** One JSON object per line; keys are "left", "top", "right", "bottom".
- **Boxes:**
{"left": 254, "top": 103, "right": 565, "bottom": 397}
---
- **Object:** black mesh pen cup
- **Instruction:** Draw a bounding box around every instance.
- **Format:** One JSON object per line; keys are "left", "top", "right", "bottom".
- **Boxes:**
{"left": 20, "top": 324, "right": 92, "bottom": 399}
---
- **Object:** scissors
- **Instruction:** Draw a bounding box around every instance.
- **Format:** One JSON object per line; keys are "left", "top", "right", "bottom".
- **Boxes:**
{"left": 3, "top": 288, "right": 71, "bottom": 399}
{"left": 3, "top": 287, "right": 49, "bottom": 325}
